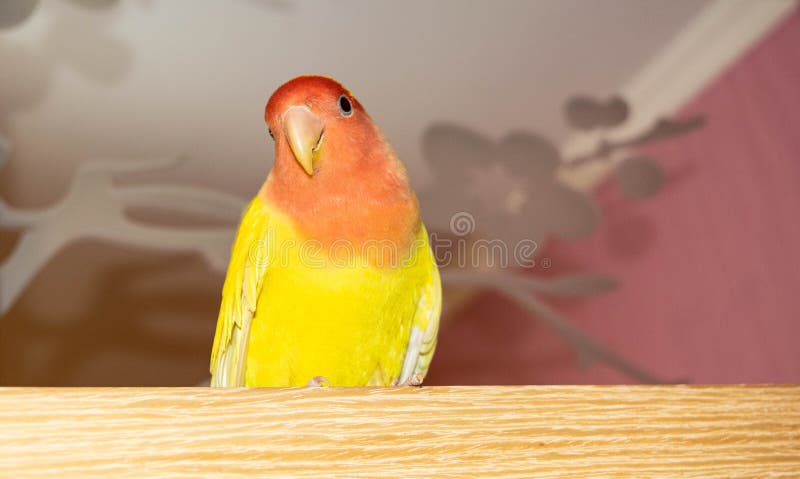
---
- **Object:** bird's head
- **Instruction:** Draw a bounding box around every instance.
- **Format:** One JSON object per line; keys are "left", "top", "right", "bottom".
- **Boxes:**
{"left": 261, "top": 75, "right": 417, "bottom": 251}
{"left": 265, "top": 75, "right": 374, "bottom": 177}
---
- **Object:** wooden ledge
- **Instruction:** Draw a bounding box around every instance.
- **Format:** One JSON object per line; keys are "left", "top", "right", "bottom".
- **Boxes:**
{"left": 1, "top": 386, "right": 798, "bottom": 478}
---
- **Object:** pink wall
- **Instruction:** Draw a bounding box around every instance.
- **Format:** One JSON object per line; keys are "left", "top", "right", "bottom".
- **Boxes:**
{"left": 427, "top": 8, "right": 800, "bottom": 385}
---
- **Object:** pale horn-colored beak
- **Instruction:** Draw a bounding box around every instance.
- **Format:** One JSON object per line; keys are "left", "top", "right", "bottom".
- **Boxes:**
{"left": 282, "top": 105, "right": 324, "bottom": 176}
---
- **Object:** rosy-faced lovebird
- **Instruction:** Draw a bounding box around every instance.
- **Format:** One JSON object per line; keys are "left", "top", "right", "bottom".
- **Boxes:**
{"left": 210, "top": 76, "right": 441, "bottom": 386}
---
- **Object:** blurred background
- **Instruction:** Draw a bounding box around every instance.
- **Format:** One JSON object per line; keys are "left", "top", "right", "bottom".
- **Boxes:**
{"left": 1, "top": 0, "right": 798, "bottom": 386}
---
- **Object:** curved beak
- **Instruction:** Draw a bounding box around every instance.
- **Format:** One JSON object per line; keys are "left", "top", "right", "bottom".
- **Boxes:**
{"left": 282, "top": 106, "right": 324, "bottom": 176}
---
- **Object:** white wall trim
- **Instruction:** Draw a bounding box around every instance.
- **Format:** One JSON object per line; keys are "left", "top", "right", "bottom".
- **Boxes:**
{"left": 560, "top": 0, "right": 797, "bottom": 161}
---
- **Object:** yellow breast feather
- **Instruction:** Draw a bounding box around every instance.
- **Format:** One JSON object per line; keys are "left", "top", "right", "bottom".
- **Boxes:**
{"left": 210, "top": 197, "right": 441, "bottom": 387}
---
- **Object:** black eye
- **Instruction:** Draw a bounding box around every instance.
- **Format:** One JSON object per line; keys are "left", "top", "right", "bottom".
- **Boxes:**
{"left": 338, "top": 95, "right": 353, "bottom": 117}
{"left": 268, "top": 128, "right": 274, "bottom": 140}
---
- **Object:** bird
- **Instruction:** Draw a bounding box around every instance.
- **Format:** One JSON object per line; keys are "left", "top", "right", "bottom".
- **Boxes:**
{"left": 210, "top": 75, "right": 441, "bottom": 387}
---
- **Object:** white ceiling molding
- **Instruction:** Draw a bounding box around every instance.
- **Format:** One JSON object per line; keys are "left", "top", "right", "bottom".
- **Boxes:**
{"left": 560, "top": 0, "right": 797, "bottom": 162}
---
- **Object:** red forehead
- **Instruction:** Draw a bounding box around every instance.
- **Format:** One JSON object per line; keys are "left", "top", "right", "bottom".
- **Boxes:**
{"left": 265, "top": 75, "right": 354, "bottom": 123}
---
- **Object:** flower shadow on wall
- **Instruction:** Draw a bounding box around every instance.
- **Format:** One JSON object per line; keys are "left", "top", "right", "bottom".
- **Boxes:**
{"left": 0, "top": 0, "right": 291, "bottom": 151}
{"left": 418, "top": 95, "right": 704, "bottom": 383}
{"left": 0, "top": 0, "right": 133, "bottom": 124}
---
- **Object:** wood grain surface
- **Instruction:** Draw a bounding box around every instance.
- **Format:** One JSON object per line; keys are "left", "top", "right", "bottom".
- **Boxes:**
{"left": 0, "top": 386, "right": 798, "bottom": 478}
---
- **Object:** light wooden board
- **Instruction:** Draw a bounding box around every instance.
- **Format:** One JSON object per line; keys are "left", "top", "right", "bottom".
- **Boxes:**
{"left": 0, "top": 386, "right": 798, "bottom": 478}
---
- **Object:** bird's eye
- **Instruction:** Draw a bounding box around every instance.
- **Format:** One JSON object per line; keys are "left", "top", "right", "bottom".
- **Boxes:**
{"left": 338, "top": 95, "right": 353, "bottom": 117}
{"left": 268, "top": 128, "right": 274, "bottom": 140}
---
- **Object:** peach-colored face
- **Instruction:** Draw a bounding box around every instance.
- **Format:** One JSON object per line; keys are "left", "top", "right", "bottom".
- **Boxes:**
{"left": 263, "top": 75, "right": 377, "bottom": 179}
{"left": 265, "top": 75, "right": 364, "bottom": 137}
{"left": 260, "top": 76, "right": 419, "bottom": 253}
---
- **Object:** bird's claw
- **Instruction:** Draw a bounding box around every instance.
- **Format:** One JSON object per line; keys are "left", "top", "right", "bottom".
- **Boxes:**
{"left": 306, "top": 376, "right": 331, "bottom": 387}
{"left": 392, "top": 374, "right": 424, "bottom": 387}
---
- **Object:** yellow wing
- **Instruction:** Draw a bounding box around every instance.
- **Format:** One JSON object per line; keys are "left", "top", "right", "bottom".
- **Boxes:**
{"left": 397, "top": 225, "right": 442, "bottom": 386}
{"left": 210, "top": 197, "right": 271, "bottom": 387}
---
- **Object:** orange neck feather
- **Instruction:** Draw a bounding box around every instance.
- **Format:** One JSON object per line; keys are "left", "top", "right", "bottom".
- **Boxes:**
{"left": 259, "top": 116, "right": 420, "bottom": 257}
